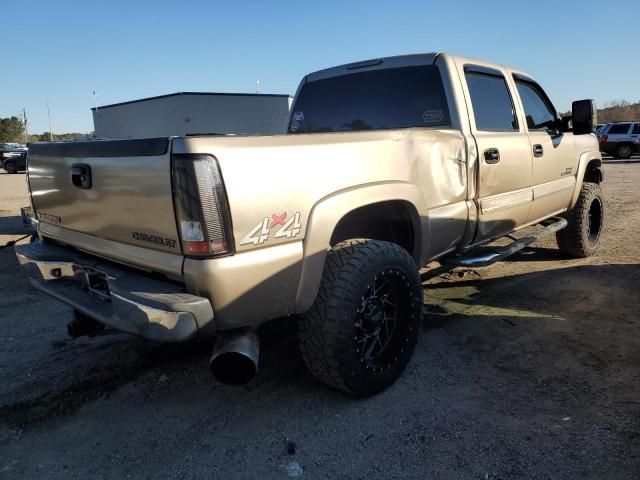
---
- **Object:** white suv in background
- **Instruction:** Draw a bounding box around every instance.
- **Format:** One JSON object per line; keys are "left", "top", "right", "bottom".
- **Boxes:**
{"left": 598, "top": 122, "right": 640, "bottom": 159}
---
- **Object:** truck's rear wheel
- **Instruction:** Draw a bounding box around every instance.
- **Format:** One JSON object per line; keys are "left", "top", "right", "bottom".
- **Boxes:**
{"left": 556, "top": 182, "right": 604, "bottom": 258}
{"left": 299, "top": 239, "right": 422, "bottom": 397}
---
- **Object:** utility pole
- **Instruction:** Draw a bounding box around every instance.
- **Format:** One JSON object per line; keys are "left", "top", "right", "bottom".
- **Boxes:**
{"left": 92, "top": 91, "right": 99, "bottom": 139}
{"left": 22, "top": 109, "right": 28, "bottom": 143}
{"left": 256, "top": 80, "right": 260, "bottom": 94}
{"left": 46, "top": 99, "right": 53, "bottom": 141}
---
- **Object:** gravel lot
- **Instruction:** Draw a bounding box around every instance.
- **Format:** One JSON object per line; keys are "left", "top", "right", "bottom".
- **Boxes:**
{"left": 1, "top": 160, "right": 639, "bottom": 479}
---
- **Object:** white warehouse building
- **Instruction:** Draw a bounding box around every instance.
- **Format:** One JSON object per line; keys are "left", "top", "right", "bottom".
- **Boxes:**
{"left": 92, "top": 92, "right": 292, "bottom": 139}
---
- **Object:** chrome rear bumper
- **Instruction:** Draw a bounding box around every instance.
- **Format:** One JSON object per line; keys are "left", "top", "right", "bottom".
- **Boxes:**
{"left": 15, "top": 241, "right": 214, "bottom": 342}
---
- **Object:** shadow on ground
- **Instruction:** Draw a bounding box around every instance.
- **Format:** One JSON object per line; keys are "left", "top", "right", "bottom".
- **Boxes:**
{"left": 422, "top": 263, "right": 640, "bottom": 431}
{"left": 2, "top": 256, "right": 639, "bottom": 423}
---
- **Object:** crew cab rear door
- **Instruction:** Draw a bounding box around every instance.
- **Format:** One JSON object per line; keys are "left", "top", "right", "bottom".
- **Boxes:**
{"left": 461, "top": 64, "right": 533, "bottom": 242}
{"left": 511, "top": 74, "right": 577, "bottom": 223}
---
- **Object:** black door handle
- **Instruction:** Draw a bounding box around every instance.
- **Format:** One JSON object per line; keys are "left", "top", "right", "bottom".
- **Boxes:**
{"left": 70, "top": 163, "right": 92, "bottom": 189}
{"left": 533, "top": 144, "right": 544, "bottom": 157}
{"left": 484, "top": 148, "right": 500, "bottom": 164}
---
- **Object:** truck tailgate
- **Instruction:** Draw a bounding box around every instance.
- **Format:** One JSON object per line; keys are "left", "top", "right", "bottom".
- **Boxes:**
{"left": 27, "top": 138, "right": 182, "bottom": 262}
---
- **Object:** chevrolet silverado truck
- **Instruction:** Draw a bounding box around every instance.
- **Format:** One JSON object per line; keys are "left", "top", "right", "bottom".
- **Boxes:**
{"left": 16, "top": 53, "right": 604, "bottom": 396}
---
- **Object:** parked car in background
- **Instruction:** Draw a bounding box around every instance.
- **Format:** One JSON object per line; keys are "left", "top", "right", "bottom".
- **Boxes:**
{"left": 598, "top": 121, "right": 640, "bottom": 159}
{"left": 0, "top": 143, "right": 27, "bottom": 173}
{"left": 1, "top": 142, "right": 25, "bottom": 159}
{"left": 2, "top": 150, "right": 27, "bottom": 173}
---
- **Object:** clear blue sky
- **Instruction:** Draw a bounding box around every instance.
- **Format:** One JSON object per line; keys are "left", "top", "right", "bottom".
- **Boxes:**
{"left": 1, "top": 0, "right": 636, "bottom": 134}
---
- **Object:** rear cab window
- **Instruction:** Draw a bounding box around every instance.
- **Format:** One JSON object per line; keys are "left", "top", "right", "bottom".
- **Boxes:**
{"left": 288, "top": 65, "right": 451, "bottom": 134}
{"left": 464, "top": 66, "right": 518, "bottom": 132}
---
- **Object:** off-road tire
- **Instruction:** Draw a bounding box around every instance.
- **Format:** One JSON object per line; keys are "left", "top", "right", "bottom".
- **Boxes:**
{"left": 556, "top": 182, "right": 604, "bottom": 257}
{"left": 4, "top": 160, "right": 16, "bottom": 174}
{"left": 299, "top": 239, "right": 422, "bottom": 397}
{"left": 614, "top": 144, "right": 633, "bottom": 160}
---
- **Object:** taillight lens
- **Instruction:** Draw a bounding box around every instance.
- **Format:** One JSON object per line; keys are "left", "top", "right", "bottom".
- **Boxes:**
{"left": 171, "top": 154, "right": 234, "bottom": 257}
{"left": 600, "top": 135, "right": 608, "bottom": 143}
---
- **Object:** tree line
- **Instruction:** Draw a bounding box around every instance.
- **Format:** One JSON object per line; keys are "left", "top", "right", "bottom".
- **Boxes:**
{"left": 597, "top": 100, "right": 640, "bottom": 124}
{"left": 0, "top": 116, "right": 25, "bottom": 143}
{"left": 0, "top": 116, "right": 90, "bottom": 143}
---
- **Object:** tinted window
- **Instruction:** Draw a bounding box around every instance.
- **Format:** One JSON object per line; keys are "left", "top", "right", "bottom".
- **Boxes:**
{"left": 465, "top": 72, "right": 517, "bottom": 131}
{"left": 632, "top": 124, "right": 640, "bottom": 135}
{"left": 608, "top": 123, "right": 631, "bottom": 134}
{"left": 515, "top": 81, "right": 557, "bottom": 130}
{"left": 288, "top": 65, "right": 450, "bottom": 134}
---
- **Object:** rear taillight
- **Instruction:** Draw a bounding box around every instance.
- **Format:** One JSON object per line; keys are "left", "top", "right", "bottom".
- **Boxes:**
{"left": 599, "top": 135, "right": 608, "bottom": 143}
{"left": 171, "top": 154, "right": 234, "bottom": 257}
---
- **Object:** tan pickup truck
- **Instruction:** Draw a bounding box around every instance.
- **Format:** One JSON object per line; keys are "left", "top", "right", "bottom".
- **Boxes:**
{"left": 16, "top": 52, "right": 604, "bottom": 396}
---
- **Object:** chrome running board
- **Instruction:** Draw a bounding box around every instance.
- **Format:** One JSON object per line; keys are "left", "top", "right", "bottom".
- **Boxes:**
{"left": 442, "top": 217, "right": 568, "bottom": 268}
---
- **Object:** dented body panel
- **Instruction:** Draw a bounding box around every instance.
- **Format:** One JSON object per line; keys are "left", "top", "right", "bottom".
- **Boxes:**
{"left": 172, "top": 128, "right": 467, "bottom": 257}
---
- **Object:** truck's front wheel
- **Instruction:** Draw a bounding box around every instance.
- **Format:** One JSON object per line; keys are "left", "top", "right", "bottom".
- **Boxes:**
{"left": 556, "top": 182, "right": 604, "bottom": 257}
{"left": 299, "top": 239, "right": 422, "bottom": 397}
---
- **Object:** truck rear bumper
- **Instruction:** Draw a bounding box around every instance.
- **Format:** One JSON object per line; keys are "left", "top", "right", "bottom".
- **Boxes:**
{"left": 15, "top": 241, "right": 214, "bottom": 342}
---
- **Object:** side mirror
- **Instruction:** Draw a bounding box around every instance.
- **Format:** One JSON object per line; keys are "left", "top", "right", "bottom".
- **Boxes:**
{"left": 552, "top": 116, "right": 569, "bottom": 133}
{"left": 572, "top": 99, "right": 597, "bottom": 135}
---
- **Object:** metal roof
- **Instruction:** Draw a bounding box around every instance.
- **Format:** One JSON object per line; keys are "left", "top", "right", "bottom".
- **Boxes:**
{"left": 92, "top": 92, "right": 292, "bottom": 111}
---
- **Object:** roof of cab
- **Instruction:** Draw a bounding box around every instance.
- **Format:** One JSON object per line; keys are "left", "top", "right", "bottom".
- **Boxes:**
{"left": 304, "top": 52, "right": 532, "bottom": 83}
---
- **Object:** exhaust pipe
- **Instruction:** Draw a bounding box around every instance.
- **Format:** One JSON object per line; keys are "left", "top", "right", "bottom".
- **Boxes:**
{"left": 209, "top": 328, "right": 259, "bottom": 385}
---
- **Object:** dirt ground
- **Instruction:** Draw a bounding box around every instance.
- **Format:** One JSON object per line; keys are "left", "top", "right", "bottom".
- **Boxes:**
{"left": 1, "top": 160, "right": 639, "bottom": 479}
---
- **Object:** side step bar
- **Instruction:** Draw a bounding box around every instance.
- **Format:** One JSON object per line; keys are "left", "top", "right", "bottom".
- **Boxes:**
{"left": 442, "top": 217, "right": 568, "bottom": 268}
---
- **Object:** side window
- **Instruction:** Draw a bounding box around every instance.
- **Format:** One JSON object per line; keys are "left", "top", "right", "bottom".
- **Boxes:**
{"left": 608, "top": 123, "right": 631, "bottom": 134}
{"left": 515, "top": 80, "right": 557, "bottom": 131}
{"left": 465, "top": 70, "right": 518, "bottom": 132}
{"left": 632, "top": 124, "right": 640, "bottom": 135}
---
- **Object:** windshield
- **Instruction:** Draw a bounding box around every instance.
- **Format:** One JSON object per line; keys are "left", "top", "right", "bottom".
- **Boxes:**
{"left": 289, "top": 65, "right": 451, "bottom": 134}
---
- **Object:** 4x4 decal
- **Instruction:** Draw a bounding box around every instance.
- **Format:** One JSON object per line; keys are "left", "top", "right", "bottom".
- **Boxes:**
{"left": 240, "top": 212, "right": 302, "bottom": 246}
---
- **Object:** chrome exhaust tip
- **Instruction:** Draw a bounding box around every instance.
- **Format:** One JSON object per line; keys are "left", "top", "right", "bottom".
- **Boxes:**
{"left": 209, "top": 328, "right": 259, "bottom": 385}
